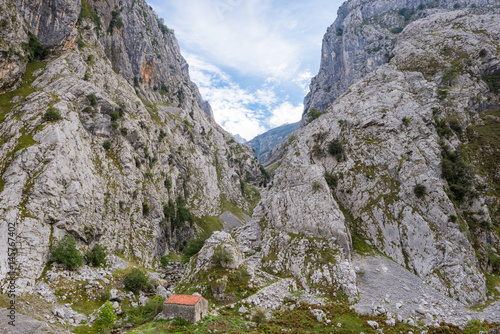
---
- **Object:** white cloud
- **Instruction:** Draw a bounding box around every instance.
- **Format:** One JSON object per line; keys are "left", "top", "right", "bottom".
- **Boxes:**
{"left": 269, "top": 102, "right": 303, "bottom": 127}
{"left": 147, "top": 0, "right": 345, "bottom": 140}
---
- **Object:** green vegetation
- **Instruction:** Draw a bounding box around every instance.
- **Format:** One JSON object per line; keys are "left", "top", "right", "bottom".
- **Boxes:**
{"left": 175, "top": 266, "right": 254, "bottom": 306}
{"left": 312, "top": 181, "right": 323, "bottom": 192}
{"left": 124, "top": 268, "right": 148, "bottom": 294}
{"left": 434, "top": 116, "right": 452, "bottom": 138}
{"left": 465, "top": 110, "right": 500, "bottom": 196}
{"left": 390, "top": 27, "right": 403, "bottom": 34}
{"left": 125, "top": 295, "right": 165, "bottom": 327}
{"left": 50, "top": 235, "right": 83, "bottom": 270}
{"left": 87, "top": 244, "right": 107, "bottom": 267}
{"left": 463, "top": 319, "right": 488, "bottom": 333}
{"left": 413, "top": 184, "right": 427, "bottom": 198}
{"left": 108, "top": 10, "right": 124, "bottom": 33}
{"left": 164, "top": 197, "right": 193, "bottom": 230}
{"left": 43, "top": 107, "right": 61, "bottom": 121}
{"left": 87, "top": 93, "right": 97, "bottom": 106}
{"left": 336, "top": 28, "right": 343, "bottom": 36}
{"left": 24, "top": 32, "right": 48, "bottom": 62}
{"left": 307, "top": 108, "right": 322, "bottom": 123}
{"left": 182, "top": 239, "right": 205, "bottom": 261}
{"left": 327, "top": 139, "right": 344, "bottom": 160}
{"left": 482, "top": 72, "right": 500, "bottom": 93}
{"left": 164, "top": 177, "right": 171, "bottom": 190}
{"left": 402, "top": 117, "right": 411, "bottom": 126}
{"left": 94, "top": 301, "right": 116, "bottom": 333}
{"left": 78, "top": 0, "right": 102, "bottom": 31}
{"left": 158, "top": 20, "right": 173, "bottom": 35}
{"left": 398, "top": 7, "right": 414, "bottom": 22}
{"left": 453, "top": 3, "right": 461, "bottom": 9}
{"left": 441, "top": 145, "right": 470, "bottom": 203}
{"left": 102, "top": 140, "right": 111, "bottom": 150}
{"left": 212, "top": 246, "right": 234, "bottom": 267}
{"left": 441, "top": 66, "right": 459, "bottom": 85}
{"left": 324, "top": 172, "right": 338, "bottom": 190}
{"left": 160, "top": 256, "right": 169, "bottom": 267}
{"left": 142, "top": 202, "right": 150, "bottom": 216}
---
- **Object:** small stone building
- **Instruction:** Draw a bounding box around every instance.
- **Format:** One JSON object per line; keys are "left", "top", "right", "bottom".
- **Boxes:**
{"left": 163, "top": 294, "right": 209, "bottom": 323}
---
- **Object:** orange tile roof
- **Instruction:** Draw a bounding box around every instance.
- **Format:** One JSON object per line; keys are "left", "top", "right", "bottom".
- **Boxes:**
{"left": 165, "top": 294, "right": 206, "bottom": 306}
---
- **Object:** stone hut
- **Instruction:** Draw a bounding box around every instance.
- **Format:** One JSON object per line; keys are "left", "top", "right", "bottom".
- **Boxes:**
{"left": 163, "top": 294, "right": 209, "bottom": 323}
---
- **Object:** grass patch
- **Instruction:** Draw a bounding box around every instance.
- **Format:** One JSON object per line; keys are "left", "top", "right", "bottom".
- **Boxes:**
{"left": 0, "top": 61, "right": 46, "bottom": 124}
{"left": 194, "top": 215, "right": 224, "bottom": 240}
{"left": 465, "top": 110, "right": 500, "bottom": 196}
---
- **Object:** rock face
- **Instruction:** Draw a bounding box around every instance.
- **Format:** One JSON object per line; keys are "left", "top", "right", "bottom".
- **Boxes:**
{"left": 0, "top": 0, "right": 29, "bottom": 91}
{"left": 12, "top": 0, "right": 80, "bottom": 50}
{"left": 304, "top": 0, "right": 497, "bottom": 116}
{"left": 0, "top": 0, "right": 264, "bottom": 292}
{"left": 240, "top": 3, "right": 500, "bottom": 307}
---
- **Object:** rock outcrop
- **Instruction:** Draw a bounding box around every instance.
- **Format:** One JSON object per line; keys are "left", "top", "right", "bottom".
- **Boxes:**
{"left": 0, "top": 0, "right": 29, "bottom": 91}
{"left": 0, "top": 0, "right": 264, "bottom": 292}
{"left": 239, "top": 3, "right": 500, "bottom": 308}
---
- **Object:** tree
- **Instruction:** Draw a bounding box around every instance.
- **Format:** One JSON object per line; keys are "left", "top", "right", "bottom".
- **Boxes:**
{"left": 124, "top": 268, "right": 148, "bottom": 293}
{"left": 50, "top": 235, "right": 83, "bottom": 270}
{"left": 88, "top": 244, "right": 107, "bottom": 267}
{"left": 94, "top": 301, "right": 116, "bottom": 333}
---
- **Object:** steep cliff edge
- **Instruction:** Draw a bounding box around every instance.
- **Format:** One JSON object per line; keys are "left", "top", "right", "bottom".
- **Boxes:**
{"left": 0, "top": 0, "right": 264, "bottom": 292}
{"left": 238, "top": 3, "right": 500, "bottom": 310}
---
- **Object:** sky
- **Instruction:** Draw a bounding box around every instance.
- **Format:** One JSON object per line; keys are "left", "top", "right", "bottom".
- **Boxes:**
{"left": 147, "top": 0, "right": 344, "bottom": 141}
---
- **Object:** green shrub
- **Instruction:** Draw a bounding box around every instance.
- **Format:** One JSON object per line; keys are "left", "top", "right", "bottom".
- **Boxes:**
{"left": 50, "top": 235, "right": 83, "bottom": 270}
{"left": 25, "top": 32, "right": 48, "bottom": 62}
{"left": 312, "top": 144, "right": 325, "bottom": 158}
{"left": 307, "top": 108, "right": 322, "bottom": 123}
{"left": 87, "top": 93, "right": 97, "bottom": 106}
{"left": 108, "top": 10, "right": 124, "bottom": 33}
{"left": 434, "top": 116, "right": 452, "bottom": 137}
{"left": 390, "top": 27, "right": 403, "bottom": 34}
{"left": 252, "top": 310, "right": 267, "bottom": 327}
{"left": 413, "top": 184, "right": 427, "bottom": 198}
{"left": 94, "top": 301, "right": 116, "bottom": 333}
{"left": 327, "top": 139, "right": 343, "bottom": 159}
{"left": 324, "top": 172, "right": 338, "bottom": 190}
{"left": 164, "top": 178, "right": 172, "bottom": 190}
{"left": 212, "top": 246, "right": 234, "bottom": 267}
{"left": 312, "top": 181, "right": 322, "bottom": 192}
{"left": 336, "top": 28, "right": 343, "bottom": 36}
{"left": 441, "top": 67, "right": 459, "bottom": 85}
{"left": 478, "top": 49, "right": 487, "bottom": 57}
{"left": 482, "top": 73, "right": 500, "bottom": 93}
{"left": 463, "top": 319, "right": 488, "bottom": 334}
{"left": 453, "top": 3, "right": 460, "bottom": 9}
{"left": 82, "top": 106, "right": 93, "bottom": 113}
{"left": 110, "top": 111, "right": 120, "bottom": 122}
{"left": 402, "top": 117, "right": 411, "bottom": 126}
{"left": 142, "top": 202, "right": 150, "bottom": 216}
{"left": 88, "top": 244, "right": 107, "bottom": 267}
{"left": 102, "top": 140, "right": 111, "bottom": 150}
{"left": 160, "top": 256, "right": 169, "bottom": 267}
{"left": 449, "top": 119, "right": 462, "bottom": 134}
{"left": 126, "top": 295, "right": 165, "bottom": 326}
{"left": 124, "top": 268, "right": 148, "bottom": 293}
{"left": 183, "top": 239, "right": 205, "bottom": 261}
{"left": 87, "top": 54, "right": 94, "bottom": 62}
{"left": 44, "top": 107, "right": 61, "bottom": 121}
{"left": 78, "top": 0, "right": 102, "bottom": 31}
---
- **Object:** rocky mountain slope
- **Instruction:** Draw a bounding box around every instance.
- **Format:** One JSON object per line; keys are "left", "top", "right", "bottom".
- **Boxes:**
{"left": 231, "top": 0, "right": 500, "bottom": 320}
{"left": 246, "top": 121, "right": 299, "bottom": 163}
{"left": 0, "top": 0, "right": 264, "bottom": 293}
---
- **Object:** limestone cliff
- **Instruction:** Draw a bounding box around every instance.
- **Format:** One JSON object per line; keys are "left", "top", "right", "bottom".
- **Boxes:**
{"left": 0, "top": 0, "right": 264, "bottom": 292}
{"left": 239, "top": 3, "right": 500, "bottom": 307}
